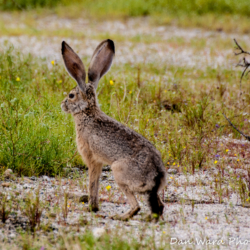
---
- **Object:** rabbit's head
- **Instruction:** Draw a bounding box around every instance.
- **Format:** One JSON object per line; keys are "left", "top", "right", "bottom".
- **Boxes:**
{"left": 61, "top": 39, "right": 115, "bottom": 115}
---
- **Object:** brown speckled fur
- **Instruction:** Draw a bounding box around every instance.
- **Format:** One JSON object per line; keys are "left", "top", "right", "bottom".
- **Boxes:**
{"left": 61, "top": 39, "right": 166, "bottom": 220}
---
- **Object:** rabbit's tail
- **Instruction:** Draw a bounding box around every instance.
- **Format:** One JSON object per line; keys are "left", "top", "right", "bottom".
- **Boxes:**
{"left": 147, "top": 170, "right": 165, "bottom": 216}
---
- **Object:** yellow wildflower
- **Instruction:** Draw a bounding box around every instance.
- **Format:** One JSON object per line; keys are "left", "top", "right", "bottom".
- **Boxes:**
{"left": 57, "top": 80, "right": 62, "bottom": 84}
{"left": 16, "top": 77, "right": 20, "bottom": 81}
{"left": 163, "top": 231, "right": 166, "bottom": 234}
{"left": 51, "top": 60, "right": 55, "bottom": 65}
{"left": 106, "top": 185, "right": 111, "bottom": 191}
{"left": 129, "top": 91, "right": 132, "bottom": 94}
{"left": 167, "top": 162, "right": 170, "bottom": 165}
{"left": 173, "top": 162, "right": 176, "bottom": 166}
{"left": 226, "top": 149, "right": 229, "bottom": 152}
{"left": 82, "top": 202, "right": 84, "bottom": 205}
{"left": 170, "top": 177, "right": 173, "bottom": 179}
{"left": 205, "top": 217, "right": 208, "bottom": 220}
{"left": 234, "top": 154, "right": 237, "bottom": 156}
{"left": 237, "top": 159, "right": 240, "bottom": 162}
{"left": 214, "top": 161, "right": 218, "bottom": 164}
{"left": 183, "top": 146, "right": 186, "bottom": 149}
{"left": 109, "top": 80, "right": 114, "bottom": 85}
{"left": 164, "top": 90, "right": 167, "bottom": 93}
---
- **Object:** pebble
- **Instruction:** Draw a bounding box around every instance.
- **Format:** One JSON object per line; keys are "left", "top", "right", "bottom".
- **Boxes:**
{"left": 42, "top": 176, "right": 50, "bottom": 181}
{"left": 92, "top": 227, "right": 106, "bottom": 238}
{"left": 23, "top": 177, "right": 33, "bottom": 183}
{"left": 4, "top": 169, "right": 13, "bottom": 179}
{"left": 23, "top": 184, "right": 32, "bottom": 189}
{"left": 102, "top": 166, "right": 111, "bottom": 171}
{"left": 9, "top": 233, "right": 16, "bottom": 239}
{"left": 1, "top": 182, "right": 10, "bottom": 188}
{"left": 101, "top": 174, "right": 108, "bottom": 180}
{"left": 167, "top": 169, "right": 178, "bottom": 174}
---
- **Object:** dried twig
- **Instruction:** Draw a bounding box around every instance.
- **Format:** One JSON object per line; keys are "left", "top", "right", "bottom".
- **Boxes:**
{"left": 222, "top": 113, "right": 250, "bottom": 141}
{"left": 234, "top": 39, "right": 250, "bottom": 91}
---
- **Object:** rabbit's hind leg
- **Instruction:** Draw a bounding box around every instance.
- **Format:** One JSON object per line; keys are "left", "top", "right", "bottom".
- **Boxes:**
{"left": 111, "top": 161, "right": 140, "bottom": 220}
{"left": 146, "top": 192, "right": 165, "bottom": 222}
{"left": 112, "top": 184, "right": 140, "bottom": 221}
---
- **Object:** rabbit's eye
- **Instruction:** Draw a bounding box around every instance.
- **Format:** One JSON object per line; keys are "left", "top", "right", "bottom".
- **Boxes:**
{"left": 69, "top": 93, "right": 75, "bottom": 99}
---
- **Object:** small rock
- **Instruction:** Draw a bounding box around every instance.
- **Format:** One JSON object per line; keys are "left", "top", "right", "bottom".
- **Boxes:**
{"left": 4, "top": 169, "right": 13, "bottom": 178}
{"left": 1, "top": 182, "right": 10, "bottom": 188}
{"left": 23, "top": 184, "right": 32, "bottom": 189}
{"left": 79, "top": 195, "right": 89, "bottom": 203}
{"left": 167, "top": 169, "right": 178, "bottom": 174}
{"left": 30, "top": 176, "right": 37, "bottom": 181}
{"left": 102, "top": 166, "right": 111, "bottom": 171}
{"left": 23, "top": 177, "right": 33, "bottom": 183}
{"left": 101, "top": 174, "right": 108, "bottom": 180}
{"left": 42, "top": 176, "right": 50, "bottom": 181}
{"left": 9, "top": 233, "right": 15, "bottom": 239}
{"left": 92, "top": 227, "right": 106, "bottom": 238}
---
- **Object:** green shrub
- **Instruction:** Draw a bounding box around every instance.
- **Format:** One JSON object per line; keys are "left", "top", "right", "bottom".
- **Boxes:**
{"left": 0, "top": 45, "right": 76, "bottom": 176}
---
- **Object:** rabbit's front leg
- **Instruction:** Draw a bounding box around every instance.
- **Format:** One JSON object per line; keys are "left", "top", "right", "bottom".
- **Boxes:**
{"left": 88, "top": 163, "right": 102, "bottom": 212}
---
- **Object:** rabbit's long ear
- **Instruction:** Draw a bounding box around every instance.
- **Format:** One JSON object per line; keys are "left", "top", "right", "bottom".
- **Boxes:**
{"left": 61, "top": 41, "right": 86, "bottom": 93}
{"left": 88, "top": 39, "right": 115, "bottom": 89}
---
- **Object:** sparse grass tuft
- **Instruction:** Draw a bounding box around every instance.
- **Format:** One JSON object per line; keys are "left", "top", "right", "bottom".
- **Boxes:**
{"left": 22, "top": 189, "right": 43, "bottom": 232}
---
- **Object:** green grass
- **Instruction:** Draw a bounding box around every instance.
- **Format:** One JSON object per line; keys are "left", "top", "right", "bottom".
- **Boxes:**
{"left": 1, "top": 42, "right": 249, "bottom": 177}
{"left": 1, "top": 228, "right": 171, "bottom": 250}
{"left": 0, "top": 46, "right": 76, "bottom": 176}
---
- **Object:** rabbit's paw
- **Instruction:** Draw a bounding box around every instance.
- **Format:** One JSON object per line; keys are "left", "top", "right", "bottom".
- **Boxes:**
{"left": 110, "top": 206, "right": 140, "bottom": 221}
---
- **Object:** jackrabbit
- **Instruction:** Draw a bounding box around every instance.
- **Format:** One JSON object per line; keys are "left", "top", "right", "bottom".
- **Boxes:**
{"left": 61, "top": 39, "right": 166, "bottom": 220}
